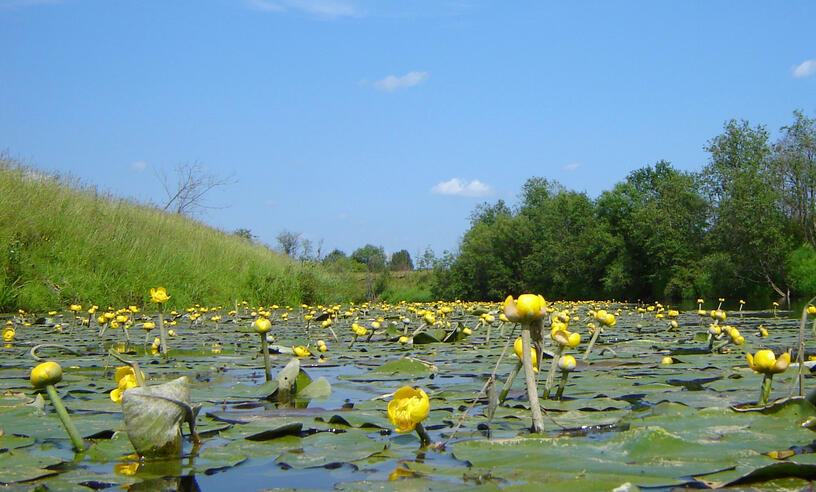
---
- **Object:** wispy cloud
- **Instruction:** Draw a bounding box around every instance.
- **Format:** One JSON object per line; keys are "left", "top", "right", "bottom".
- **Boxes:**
{"left": 245, "top": 0, "right": 360, "bottom": 17}
{"left": 793, "top": 59, "right": 816, "bottom": 79}
{"left": 561, "top": 162, "right": 581, "bottom": 171}
{"left": 130, "top": 161, "right": 148, "bottom": 173}
{"left": 431, "top": 178, "right": 492, "bottom": 197}
{"left": 372, "top": 71, "right": 429, "bottom": 91}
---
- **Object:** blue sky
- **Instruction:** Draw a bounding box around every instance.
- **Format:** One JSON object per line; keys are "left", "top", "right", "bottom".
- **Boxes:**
{"left": 2, "top": 1, "right": 814, "bottom": 260}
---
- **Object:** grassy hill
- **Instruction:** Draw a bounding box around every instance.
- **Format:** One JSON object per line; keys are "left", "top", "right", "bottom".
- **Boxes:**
{"left": 0, "top": 157, "right": 364, "bottom": 311}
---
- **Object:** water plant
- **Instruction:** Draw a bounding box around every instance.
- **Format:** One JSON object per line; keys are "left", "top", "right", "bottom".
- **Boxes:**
{"left": 746, "top": 349, "right": 790, "bottom": 406}
{"left": 30, "top": 361, "right": 85, "bottom": 452}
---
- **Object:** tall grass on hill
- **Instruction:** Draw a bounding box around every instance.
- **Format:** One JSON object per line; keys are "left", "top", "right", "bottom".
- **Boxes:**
{"left": 0, "top": 157, "right": 362, "bottom": 311}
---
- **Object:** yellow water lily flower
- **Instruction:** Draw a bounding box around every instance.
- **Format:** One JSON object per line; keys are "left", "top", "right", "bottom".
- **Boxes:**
{"left": 110, "top": 373, "right": 139, "bottom": 403}
{"left": 149, "top": 287, "right": 170, "bottom": 304}
{"left": 30, "top": 361, "right": 63, "bottom": 388}
{"left": 352, "top": 323, "right": 367, "bottom": 336}
{"left": 558, "top": 355, "right": 577, "bottom": 372}
{"left": 747, "top": 350, "right": 790, "bottom": 375}
{"left": 552, "top": 329, "right": 581, "bottom": 348}
{"left": 808, "top": 305, "right": 816, "bottom": 316}
{"left": 503, "top": 294, "right": 547, "bottom": 323}
{"left": 513, "top": 337, "right": 538, "bottom": 372}
{"left": 661, "top": 356, "right": 674, "bottom": 365}
{"left": 710, "top": 309, "right": 726, "bottom": 322}
{"left": 293, "top": 345, "right": 311, "bottom": 357}
{"left": 2, "top": 326, "right": 14, "bottom": 342}
{"left": 252, "top": 317, "right": 272, "bottom": 334}
{"left": 387, "top": 386, "right": 429, "bottom": 433}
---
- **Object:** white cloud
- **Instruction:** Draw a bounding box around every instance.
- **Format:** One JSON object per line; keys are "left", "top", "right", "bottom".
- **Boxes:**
{"left": 561, "top": 162, "right": 581, "bottom": 171}
{"left": 431, "top": 178, "right": 492, "bottom": 197}
{"left": 130, "top": 161, "right": 148, "bottom": 172}
{"left": 793, "top": 59, "right": 816, "bottom": 79}
{"left": 245, "top": 0, "right": 359, "bottom": 17}
{"left": 372, "top": 71, "right": 429, "bottom": 91}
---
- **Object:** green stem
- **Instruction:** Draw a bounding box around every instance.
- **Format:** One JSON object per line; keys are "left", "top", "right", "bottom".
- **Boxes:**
{"left": 499, "top": 362, "right": 522, "bottom": 403}
{"left": 45, "top": 385, "right": 85, "bottom": 452}
{"left": 759, "top": 373, "right": 773, "bottom": 407}
{"left": 544, "top": 345, "right": 566, "bottom": 399}
{"left": 414, "top": 422, "right": 431, "bottom": 446}
{"left": 555, "top": 370, "right": 569, "bottom": 401}
{"left": 520, "top": 325, "right": 544, "bottom": 433}
{"left": 158, "top": 306, "right": 168, "bottom": 357}
{"left": 260, "top": 334, "right": 272, "bottom": 382}
{"left": 583, "top": 327, "right": 601, "bottom": 361}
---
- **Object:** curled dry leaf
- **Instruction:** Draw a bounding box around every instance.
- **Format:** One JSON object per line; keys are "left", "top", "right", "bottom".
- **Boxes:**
{"left": 121, "top": 376, "right": 201, "bottom": 458}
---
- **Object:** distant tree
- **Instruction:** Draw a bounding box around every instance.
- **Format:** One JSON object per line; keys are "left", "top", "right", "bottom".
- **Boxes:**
{"left": 277, "top": 230, "right": 301, "bottom": 257}
{"left": 323, "top": 249, "right": 347, "bottom": 264}
{"left": 769, "top": 110, "right": 816, "bottom": 247}
{"left": 351, "top": 244, "right": 386, "bottom": 272}
{"left": 416, "top": 246, "right": 437, "bottom": 270}
{"left": 469, "top": 199, "right": 512, "bottom": 227}
{"left": 299, "top": 239, "right": 314, "bottom": 262}
{"left": 157, "top": 162, "right": 235, "bottom": 216}
{"left": 390, "top": 250, "right": 413, "bottom": 271}
{"left": 233, "top": 228, "right": 254, "bottom": 241}
{"left": 701, "top": 119, "right": 791, "bottom": 299}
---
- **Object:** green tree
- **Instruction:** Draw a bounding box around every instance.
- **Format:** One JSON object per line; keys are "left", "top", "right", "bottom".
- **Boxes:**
{"left": 351, "top": 244, "right": 386, "bottom": 272}
{"left": 701, "top": 119, "right": 792, "bottom": 299}
{"left": 389, "top": 250, "right": 413, "bottom": 271}
{"left": 597, "top": 161, "right": 707, "bottom": 299}
{"left": 769, "top": 110, "right": 816, "bottom": 247}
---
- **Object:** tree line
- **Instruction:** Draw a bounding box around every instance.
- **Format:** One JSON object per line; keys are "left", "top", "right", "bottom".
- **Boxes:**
{"left": 432, "top": 110, "right": 816, "bottom": 303}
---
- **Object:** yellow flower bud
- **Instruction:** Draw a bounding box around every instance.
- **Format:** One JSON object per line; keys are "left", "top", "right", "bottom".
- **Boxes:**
{"left": 558, "top": 355, "right": 577, "bottom": 372}
{"left": 253, "top": 317, "right": 272, "bottom": 334}
{"left": 31, "top": 361, "right": 63, "bottom": 388}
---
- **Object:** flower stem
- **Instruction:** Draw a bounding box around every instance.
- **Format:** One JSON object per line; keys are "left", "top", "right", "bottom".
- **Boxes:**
{"left": 158, "top": 305, "right": 168, "bottom": 356}
{"left": 583, "top": 327, "right": 600, "bottom": 361}
{"left": 260, "top": 333, "right": 272, "bottom": 382}
{"left": 759, "top": 373, "right": 773, "bottom": 407}
{"left": 544, "top": 345, "right": 565, "bottom": 399}
{"left": 520, "top": 325, "right": 544, "bottom": 433}
{"left": 499, "top": 362, "right": 521, "bottom": 403}
{"left": 414, "top": 422, "right": 431, "bottom": 446}
{"left": 45, "top": 384, "right": 85, "bottom": 452}
{"left": 555, "top": 370, "right": 569, "bottom": 401}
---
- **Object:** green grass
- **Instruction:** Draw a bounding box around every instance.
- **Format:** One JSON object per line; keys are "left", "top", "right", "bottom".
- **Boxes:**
{"left": 0, "top": 157, "right": 364, "bottom": 311}
{"left": 378, "top": 270, "right": 435, "bottom": 303}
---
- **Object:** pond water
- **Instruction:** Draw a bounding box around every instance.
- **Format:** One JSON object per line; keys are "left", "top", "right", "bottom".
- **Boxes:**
{"left": 2, "top": 302, "right": 816, "bottom": 490}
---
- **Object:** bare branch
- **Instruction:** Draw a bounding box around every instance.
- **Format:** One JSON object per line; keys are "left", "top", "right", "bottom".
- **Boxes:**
{"left": 157, "top": 162, "right": 235, "bottom": 216}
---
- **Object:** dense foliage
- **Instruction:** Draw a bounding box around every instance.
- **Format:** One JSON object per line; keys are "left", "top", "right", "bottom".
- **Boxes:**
{"left": 434, "top": 111, "right": 816, "bottom": 302}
